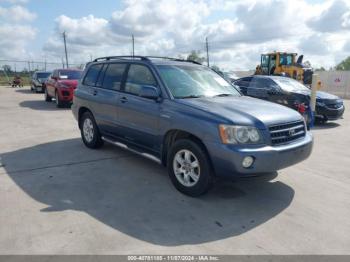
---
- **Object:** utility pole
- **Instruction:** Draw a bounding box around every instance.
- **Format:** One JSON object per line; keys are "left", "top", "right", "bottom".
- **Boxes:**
{"left": 61, "top": 57, "right": 65, "bottom": 69}
{"left": 63, "top": 31, "right": 69, "bottom": 68}
{"left": 132, "top": 34, "right": 135, "bottom": 58}
{"left": 206, "top": 37, "right": 210, "bottom": 67}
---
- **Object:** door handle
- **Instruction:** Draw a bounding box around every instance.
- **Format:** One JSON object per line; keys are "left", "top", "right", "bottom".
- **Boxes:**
{"left": 93, "top": 90, "right": 98, "bottom": 96}
{"left": 120, "top": 97, "right": 128, "bottom": 103}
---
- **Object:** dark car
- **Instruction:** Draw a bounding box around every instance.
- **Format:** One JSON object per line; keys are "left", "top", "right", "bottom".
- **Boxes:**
{"left": 45, "top": 69, "right": 83, "bottom": 107}
{"left": 72, "top": 56, "right": 313, "bottom": 196}
{"left": 31, "top": 71, "right": 52, "bottom": 93}
{"left": 234, "top": 75, "right": 345, "bottom": 123}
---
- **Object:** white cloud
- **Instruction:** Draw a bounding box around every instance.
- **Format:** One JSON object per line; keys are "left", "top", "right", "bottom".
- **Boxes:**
{"left": 0, "top": 24, "right": 36, "bottom": 59}
{"left": 29, "top": 0, "right": 350, "bottom": 70}
{"left": 0, "top": 1, "right": 36, "bottom": 61}
{"left": 0, "top": 5, "right": 36, "bottom": 22}
{"left": 308, "top": 0, "right": 350, "bottom": 32}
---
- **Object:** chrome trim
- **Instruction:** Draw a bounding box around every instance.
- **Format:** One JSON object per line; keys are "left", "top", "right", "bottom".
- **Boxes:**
{"left": 102, "top": 137, "right": 162, "bottom": 164}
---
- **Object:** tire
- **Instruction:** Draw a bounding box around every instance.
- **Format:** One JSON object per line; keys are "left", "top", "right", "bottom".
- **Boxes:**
{"left": 55, "top": 91, "right": 64, "bottom": 108}
{"left": 167, "top": 139, "right": 213, "bottom": 197}
{"left": 45, "top": 88, "right": 52, "bottom": 102}
{"left": 80, "top": 111, "right": 104, "bottom": 149}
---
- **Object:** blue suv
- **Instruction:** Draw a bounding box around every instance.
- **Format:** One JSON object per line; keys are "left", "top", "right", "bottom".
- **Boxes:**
{"left": 72, "top": 56, "right": 313, "bottom": 196}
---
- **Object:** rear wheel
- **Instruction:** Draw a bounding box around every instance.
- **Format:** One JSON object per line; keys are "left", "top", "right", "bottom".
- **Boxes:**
{"left": 167, "top": 139, "right": 213, "bottom": 197}
{"left": 80, "top": 111, "right": 104, "bottom": 149}
{"left": 45, "top": 88, "right": 52, "bottom": 102}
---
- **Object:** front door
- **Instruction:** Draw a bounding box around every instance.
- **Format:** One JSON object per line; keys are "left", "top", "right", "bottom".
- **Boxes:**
{"left": 117, "top": 64, "right": 161, "bottom": 153}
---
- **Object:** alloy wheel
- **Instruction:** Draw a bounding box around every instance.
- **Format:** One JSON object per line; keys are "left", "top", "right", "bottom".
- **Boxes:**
{"left": 172, "top": 149, "right": 200, "bottom": 187}
{"left": 83, "top": 118, "right": 94, "bottom": 143}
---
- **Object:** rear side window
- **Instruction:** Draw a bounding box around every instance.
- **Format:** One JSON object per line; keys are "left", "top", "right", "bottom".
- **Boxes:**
{"left": 102, "top": 63, "right": 127, "bottom": 90}
{"left": 83, "top": 64, "right": 103, "bottom": 86}
{"left": 124, "top": 64, "right": 157, "bottom": 96}
{"left": 235, "top": 77, "right": 252, "bottom": 87}
{"left": 250, "top": 78, "right": 273, "bottom": 89}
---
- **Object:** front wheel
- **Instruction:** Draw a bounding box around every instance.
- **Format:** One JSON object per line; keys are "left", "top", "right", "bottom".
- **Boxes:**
{"left": 80, "top": 111, "right": 104, "bottom": 149}
{"left": 55, "top": 91, "right": 65, "bottom": 108}
{"left": 45, "top": 88, "right": 52, "bottom": 102}
{"left": 167, "top": 139, "right": 213, "bottom": 197}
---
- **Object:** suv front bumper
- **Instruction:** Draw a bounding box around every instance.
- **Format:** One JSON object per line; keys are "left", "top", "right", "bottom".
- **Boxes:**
{"left": 206, "top": 132, "right": 313, "bottom": 177}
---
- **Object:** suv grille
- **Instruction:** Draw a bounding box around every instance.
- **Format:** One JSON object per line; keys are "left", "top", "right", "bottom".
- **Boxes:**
{"left": 326, "top": 103, "right": 343, "bottom": 109}
{"left": 269, "top": 120, "right": 306, "bottom": 145}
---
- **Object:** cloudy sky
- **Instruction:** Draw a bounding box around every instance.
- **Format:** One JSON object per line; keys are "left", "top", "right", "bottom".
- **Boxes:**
{"left": 0, "top": 0, "right": 350, "bottom": 70}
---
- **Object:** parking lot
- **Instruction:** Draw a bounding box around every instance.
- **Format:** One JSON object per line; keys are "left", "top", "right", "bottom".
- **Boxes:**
{"left": 0, "top": 86, "right": 350, "bottom": 254}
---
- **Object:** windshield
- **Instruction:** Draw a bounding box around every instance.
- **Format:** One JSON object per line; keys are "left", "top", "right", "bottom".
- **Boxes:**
{"left": 274, "top": 77, "right": 310, "bottom": 92}
{"left": 37, "top": 72, "right": 51, "bottom": 79}
{"left": 156, "top": 65, "right": 240, "bottom": 98}
{"left": 59, "top": 70, "right": 82, "bottom": 80}
{"left": 279, "top": 54, "right": 293, "bottom": 66}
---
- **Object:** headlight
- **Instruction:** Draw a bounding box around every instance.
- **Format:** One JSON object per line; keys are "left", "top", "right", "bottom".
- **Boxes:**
{"left": 316, "top": 101, "right": 325, "bottom": 106}
{"left": 219, "top": 125, "right": 263, "bottom": 144}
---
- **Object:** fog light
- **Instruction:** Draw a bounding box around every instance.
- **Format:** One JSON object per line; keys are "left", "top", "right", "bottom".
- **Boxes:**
{"left": 242, "top": 156, "right": 254, "bottom": 168}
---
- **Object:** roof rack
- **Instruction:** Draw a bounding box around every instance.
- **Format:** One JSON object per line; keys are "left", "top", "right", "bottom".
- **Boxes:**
{"left": 93, "top": 56, "right": 151, "bottom": 62}
{"left": 93, "top": 55, "right": 202, "bottom": 65}
{"left": 146, "top": 56, "right": 202, "bottom": 65}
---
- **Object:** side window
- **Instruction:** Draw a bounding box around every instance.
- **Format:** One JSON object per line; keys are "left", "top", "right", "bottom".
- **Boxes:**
{"left": 102, "top": 63, "right": 127, "bottom": 90}
{"left": 250, "top": 78, "right": 273, "bottom": 89}
{"left": 124, "top": 64, "right": 157, "bottom": 96}
{"left": 236, "top": 77, "right": 252, "bottom": 87}
{"left": 83, "top": 64, "right": 103, "bottom": 86}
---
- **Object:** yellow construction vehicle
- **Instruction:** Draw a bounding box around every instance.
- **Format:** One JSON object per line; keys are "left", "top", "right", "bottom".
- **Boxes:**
{"left": 255, "top": 52, "right": 313, "bottom": 85}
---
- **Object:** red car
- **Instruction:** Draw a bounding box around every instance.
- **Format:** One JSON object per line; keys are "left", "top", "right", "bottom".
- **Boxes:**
{"left": 45, "top": 69, "right": 82, "bottom": 107}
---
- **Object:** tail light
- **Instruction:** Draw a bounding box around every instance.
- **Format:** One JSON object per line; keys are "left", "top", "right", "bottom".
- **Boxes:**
{"left": 295, "top": 102, "right": 306, "bottom": 114}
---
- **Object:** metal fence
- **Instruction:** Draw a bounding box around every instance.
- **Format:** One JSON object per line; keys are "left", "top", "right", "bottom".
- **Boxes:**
{"left": 0, "top": 60, "right": 85, "bottom": 86}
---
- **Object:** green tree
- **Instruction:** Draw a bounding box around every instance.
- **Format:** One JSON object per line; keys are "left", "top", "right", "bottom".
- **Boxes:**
{"left": 2, "top": 65, "right": 12, "bottom": 72}
{"left": 187, "top": 50, "right": 206, "bottom": 64}
{"left": 336, "top": 56, "right": 350, "bottom": 70}
{"left": 211, "top": 65, "right": 221, "bottom": 72}
{"left": 315, "top": 66, "right": 326, "bottom": 72}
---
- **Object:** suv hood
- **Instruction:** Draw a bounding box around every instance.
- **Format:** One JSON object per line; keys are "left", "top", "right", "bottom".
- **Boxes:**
{"left": 177, "top": 96, "right": 303, "bottom": 128}
{"left": 59, "top": 80, "right": 79, "bottom": 88}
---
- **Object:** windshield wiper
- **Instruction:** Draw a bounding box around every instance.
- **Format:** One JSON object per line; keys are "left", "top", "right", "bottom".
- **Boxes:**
{"left": 180, "top": 95, "right": 204, "bottom": 99}
{"left": 213, "top": 93, "right": 233, "bottom": 97}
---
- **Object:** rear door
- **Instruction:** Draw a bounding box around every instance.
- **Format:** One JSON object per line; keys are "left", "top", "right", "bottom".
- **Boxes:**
{"left": 116, "top": 63, "right": 161, "bottom": 153}
{"left": 85, "top": 62, "right": 127, "bottom": 136}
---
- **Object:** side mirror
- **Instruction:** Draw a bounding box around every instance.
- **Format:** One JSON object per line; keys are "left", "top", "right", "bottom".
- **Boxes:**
{"left": 139, "top": 85, "right": 160, "bottom": 100}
